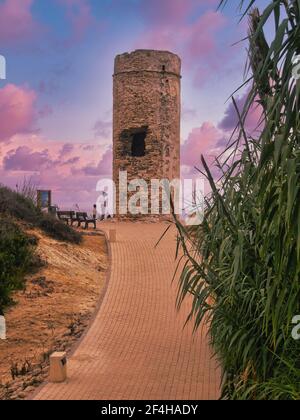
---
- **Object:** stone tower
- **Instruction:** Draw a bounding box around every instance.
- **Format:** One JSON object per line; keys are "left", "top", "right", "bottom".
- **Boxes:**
{"left": 113, "top": 49, "right": 181, "bottom": 217}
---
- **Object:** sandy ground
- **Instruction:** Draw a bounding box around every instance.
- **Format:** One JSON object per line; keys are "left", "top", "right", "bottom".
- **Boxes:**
{"left": 0, "top": 227, "right": 108, "bottom": 390}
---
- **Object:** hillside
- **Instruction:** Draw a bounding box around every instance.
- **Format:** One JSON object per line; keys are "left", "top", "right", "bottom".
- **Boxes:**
{"left": 0, "top": 226, "right": 108, "bottom": 400}
{"left": 0, "top": 187, "right": 108, "bottom": 400}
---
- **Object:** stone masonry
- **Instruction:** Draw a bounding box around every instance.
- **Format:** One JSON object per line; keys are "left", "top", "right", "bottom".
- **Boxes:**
{"left": 113, "top": 49, "right": 181, "bottom": 218}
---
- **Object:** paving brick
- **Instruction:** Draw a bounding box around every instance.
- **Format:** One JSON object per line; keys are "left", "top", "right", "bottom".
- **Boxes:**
{"left": 33, "top": 222, "right": 221, "bottom": 400}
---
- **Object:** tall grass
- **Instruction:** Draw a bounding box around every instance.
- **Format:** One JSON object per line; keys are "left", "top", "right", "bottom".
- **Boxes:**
{"left": 175, "top": 0, "right": 300, "bottom": 400}
{"left": 16, "top": 177, "right": 38, "bottom": 204}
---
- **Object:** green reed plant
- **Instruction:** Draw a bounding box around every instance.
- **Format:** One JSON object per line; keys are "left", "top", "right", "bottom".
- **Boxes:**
{"left": 175, "top": 0, "right": 300, "bottom": 399}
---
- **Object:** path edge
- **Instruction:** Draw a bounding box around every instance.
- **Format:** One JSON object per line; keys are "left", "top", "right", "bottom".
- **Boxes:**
{"left": 28, "top": 229, "right": 112, "bottom": 400}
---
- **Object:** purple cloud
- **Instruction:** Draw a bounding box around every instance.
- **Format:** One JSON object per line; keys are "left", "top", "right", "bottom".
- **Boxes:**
{"left": 4, "top": 146, "right": 54, "bottom": 171}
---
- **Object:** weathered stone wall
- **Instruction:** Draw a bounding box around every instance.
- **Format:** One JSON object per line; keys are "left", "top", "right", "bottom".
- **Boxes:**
{"left": 113, "top": 49, "right": 181, "bottom": 218}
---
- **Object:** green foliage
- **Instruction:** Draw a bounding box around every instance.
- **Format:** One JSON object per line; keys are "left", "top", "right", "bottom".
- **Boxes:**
{"left": 0, "top": 185, "right": 82, "bottom": 244}
{"left": 0, "top": 185, "right": 40, "bottom": 223}
{"left": 38, "top": 213, "right": 82, "bottom": 244}
{"left": 0, "top": 184, "right": 82, "bottom": 309}
{"left": 0, "top": 218, "right": 34, "bottom": 310}
{"left": 175, "top": 1, "right": 300, "bottom": 400}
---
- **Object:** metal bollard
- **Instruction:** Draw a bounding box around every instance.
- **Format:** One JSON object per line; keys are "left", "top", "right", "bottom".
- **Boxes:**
{"left": 49, "top": 352, "right": 67, "bottom": 383}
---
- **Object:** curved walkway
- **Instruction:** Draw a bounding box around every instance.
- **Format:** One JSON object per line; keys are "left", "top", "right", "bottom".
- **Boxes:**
{"left": 34, "top": 222, "right": 220, "bottom": 400}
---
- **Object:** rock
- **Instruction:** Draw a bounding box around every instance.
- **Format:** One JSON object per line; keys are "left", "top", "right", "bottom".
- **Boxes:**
{"left": 24, "top": 386, "right": 36, "bottom": 393}
{"left": 31, "top": 369, "right": 42, "bottom": 377}
{"left": 7, "top": 384, "right": 20, "bottom": 393}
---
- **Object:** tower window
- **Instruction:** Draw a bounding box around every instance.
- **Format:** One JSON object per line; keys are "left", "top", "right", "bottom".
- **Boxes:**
{"left": 162, "top": 65, "right": 166, "bottom": 72}
{"left": 131, "top": 130, "right": 146, "bottom": 157}
{"left": 120, "top": 126, "right": 148, "bottom": 157}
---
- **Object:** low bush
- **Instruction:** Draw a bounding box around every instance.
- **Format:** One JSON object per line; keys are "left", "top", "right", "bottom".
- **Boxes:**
{"left": 0, "top": 218, "right": 34, "bottom": 309}
{"left": 0, "top": 185, "right": 39, "bottom": 223}
{"left": 38, "top": 213, "right": 82, "bottom": 244}
{"left": 0, "top": 185, "right": 82, "bottom": 244}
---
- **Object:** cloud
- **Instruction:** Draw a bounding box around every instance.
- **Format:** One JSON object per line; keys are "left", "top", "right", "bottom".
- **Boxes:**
{"left": 181, "top": 121, "right": 225, "bottom": 168}
{"left": 137, "top": 10, "right": 225, "bottom": 59}
{"left": 139, "top": 0, "right": 218, "bottom": 26}
{"left": 184, "top": 11, "right": 226, "bottom": 59}
{"left": 38, "top": 80, "right": 60, "bottom": 95}
{"left": 182, "top": 104, "right": 198, "bottom": 121}
{"left": 180, "top": 91, "right": 263, "bottom": 183}
{"left": 135, "top": 5, "right": 227, "bottom": 88}
{"left": 218, "top": 90, "right": 263, "bottom": 135}
{"left": 0, "top": 84, "right": 37, "bottom": 142}
{"left": 59, "top": 143, "right": 74, "bottom": 157}
{"left": 93, "top": 119, "right": 112, "bottom": 139}
{"left": 38, "top": 104, "right": 53, "bottom": 119}
{"left": 139, "top": 0, "right": 196, "bottom": 25}
{"left": 57, "top": 0, "right": 94, "bottom": 43}
{"left": 81, "top": 147, "right": 112, "bottom": 176}
{"left": 0, "top": 0, "right": 43, "bottom": 46}
{"left": 0, "top": 134, "right": 102, "bottom": 173}
{"left": 3, "top": 146, "right": 54, "bottom": 171}
{"left": 0, "top": 133, "right": 110, "bottom": 210}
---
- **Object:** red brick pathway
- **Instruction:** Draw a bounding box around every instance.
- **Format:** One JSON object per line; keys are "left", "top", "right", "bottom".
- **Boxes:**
{"left": 34, "top": 222, "right": 221, "bottom": 400}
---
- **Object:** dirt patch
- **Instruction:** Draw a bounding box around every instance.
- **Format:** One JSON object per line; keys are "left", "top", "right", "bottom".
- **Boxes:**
{"left": 0, "top": 228, "right": 108, "bottom": 400}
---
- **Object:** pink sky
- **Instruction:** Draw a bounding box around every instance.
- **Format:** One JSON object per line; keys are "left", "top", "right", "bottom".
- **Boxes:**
{"left": 0, "top": 0, "right": 263, "bottom": 210}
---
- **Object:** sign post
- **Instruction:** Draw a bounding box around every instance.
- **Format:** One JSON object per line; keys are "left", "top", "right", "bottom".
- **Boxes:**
{"left": 37, "top": 190, "right": 52, "bottom": 210}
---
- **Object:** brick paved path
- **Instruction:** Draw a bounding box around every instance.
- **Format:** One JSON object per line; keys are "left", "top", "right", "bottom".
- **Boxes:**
{"left": 34, "top": 222, "right": 221, "bottom": 400}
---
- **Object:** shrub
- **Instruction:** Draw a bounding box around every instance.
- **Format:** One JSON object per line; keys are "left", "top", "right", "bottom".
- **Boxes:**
{"left": 0, "top": 185, "right": 40, "bottom": 224}
{"left": 0, "top": 218, "right": 34, "bottom": 309}
{"left": 0, "top": 185, "right": 82, "bottom": 244}
{"left": 38, "top": 213, "right": 82, "bottom": 244}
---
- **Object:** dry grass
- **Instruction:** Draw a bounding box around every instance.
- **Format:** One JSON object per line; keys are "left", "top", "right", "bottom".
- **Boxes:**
{"left": 0, "top": 228, "right": 108, "bottom": 385}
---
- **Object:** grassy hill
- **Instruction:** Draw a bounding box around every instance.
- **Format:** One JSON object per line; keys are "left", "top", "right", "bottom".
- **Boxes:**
{"left": 0, "top": 185, "right": 81, "bottom": 311}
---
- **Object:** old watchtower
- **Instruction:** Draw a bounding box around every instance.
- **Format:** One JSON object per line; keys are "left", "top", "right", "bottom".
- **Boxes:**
{"left": 113, "top": 49, "right": 181, "bottom": 217}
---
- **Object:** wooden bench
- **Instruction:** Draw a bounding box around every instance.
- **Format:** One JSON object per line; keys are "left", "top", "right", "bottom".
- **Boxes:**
{"left": 76, "top": 212, "right": 96, "bottom": 230}
{"left": 57, "top": 211, "right": 76, "bottom": 226}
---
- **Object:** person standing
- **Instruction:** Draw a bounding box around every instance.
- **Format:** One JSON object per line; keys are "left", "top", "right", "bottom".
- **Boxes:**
{"left": 92, "top": 204, "right": 97, "bottom": 220}
{"left": 98, "top": 189, "right": 108, "bottom": 220}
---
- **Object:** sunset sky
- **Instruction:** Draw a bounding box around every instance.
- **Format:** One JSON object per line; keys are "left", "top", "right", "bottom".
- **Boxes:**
{"left": 0, "top": 0, "right": 268, "bottom": 210}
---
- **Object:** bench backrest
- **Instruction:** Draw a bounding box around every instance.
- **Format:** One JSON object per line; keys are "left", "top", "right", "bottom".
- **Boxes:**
{"left": 76, "top": 212, "right": 88, "bottom": 220}
{"left": 57, "top": 211, "right": 75, "bottom": 219}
